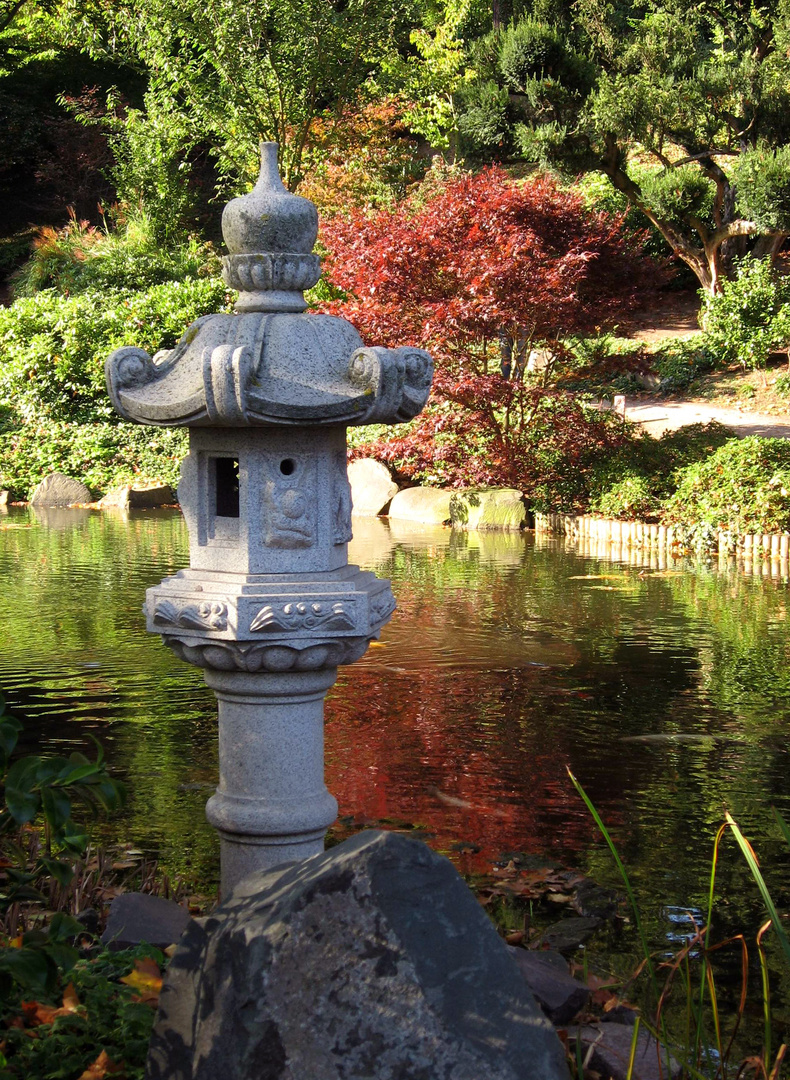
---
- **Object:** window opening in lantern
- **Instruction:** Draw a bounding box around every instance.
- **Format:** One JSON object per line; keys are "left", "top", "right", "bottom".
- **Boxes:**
{"left": 214, "top": 457, "right": 240, "bottom": 517}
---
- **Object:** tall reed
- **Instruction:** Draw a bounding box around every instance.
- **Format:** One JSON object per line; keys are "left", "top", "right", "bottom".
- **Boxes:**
{"left": 568, "top": 769, "right": 790, "bottom": 1079}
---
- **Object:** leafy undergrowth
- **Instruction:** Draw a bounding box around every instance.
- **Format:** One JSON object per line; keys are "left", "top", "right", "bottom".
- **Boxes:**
{"left": 0, "top": 947, "right": 165, "bottom": 1080}
{"left": 0, "top": 694, "right": 213, "bottom": 1080}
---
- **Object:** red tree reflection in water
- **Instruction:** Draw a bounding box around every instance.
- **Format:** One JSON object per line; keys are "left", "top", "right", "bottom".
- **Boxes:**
{"left": 325, "top": 662, "right": 618, "bottom": 872}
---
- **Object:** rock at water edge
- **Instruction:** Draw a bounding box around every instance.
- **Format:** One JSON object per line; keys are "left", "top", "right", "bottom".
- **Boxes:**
{"left": 568, "top": 1022, "right": 681, "bottom": 1080}
{"left": 449, "top": 488, "right": 526, "bottom": 530}
{"left": 147, "top": 829, "right": 568, "bottom": 1080}
{"left": 509, "top": 947, "right": 590, "bottom": 1024}
{"left": 101, "top": 893, "right": 193, "bottom": 951}
{"left": 29, "top": 473, "right": 91, "bottom": 507}
{"left": 388, "top": 486, "right": 453, "bottom": 525}
{"left": 99, "top": 484, "right": 174, "bottom": 510}
{"left": 347, "top": 458, "right": 398, "bottom": 517}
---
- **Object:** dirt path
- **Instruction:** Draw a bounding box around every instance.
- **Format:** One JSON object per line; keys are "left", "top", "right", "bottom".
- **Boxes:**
{"left": 625, "top": 290, "right": 701, "bottom": 343}
{"left": 621, "top": 289, "right": 790, "bottom": 439}
{"left": 622, "top": 398, "right": 790, "bottom": 438}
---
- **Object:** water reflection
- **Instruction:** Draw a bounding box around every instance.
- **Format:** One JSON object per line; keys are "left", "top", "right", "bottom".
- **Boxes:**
{"left": 1, "top": 507, "right": 789, "bottom": 944}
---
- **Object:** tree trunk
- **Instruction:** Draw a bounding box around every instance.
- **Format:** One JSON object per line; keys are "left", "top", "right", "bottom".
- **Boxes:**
{"left": 599, "top": 142, "right": 774, "bottom": 296}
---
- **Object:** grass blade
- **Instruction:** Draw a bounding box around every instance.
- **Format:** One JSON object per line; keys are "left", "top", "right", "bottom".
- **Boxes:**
{"left": 772, "top": 807, "right": 790, "bottom": 851}
{"left": 567, "top": 768, "right": 658, "bottom": 998}
{"left": 726, "top": 812, "right": 790, "bottom": 968}
{"left": 626, "top": 1015, "right": 641, "bottom": 1080}
{"left": 757, "top": 919, "right": 773, "bottom": 1068}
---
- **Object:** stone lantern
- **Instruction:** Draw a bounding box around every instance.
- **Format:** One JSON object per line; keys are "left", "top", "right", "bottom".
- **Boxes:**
{"left": 106, "top": 144, "right": 432, "bottom": 893}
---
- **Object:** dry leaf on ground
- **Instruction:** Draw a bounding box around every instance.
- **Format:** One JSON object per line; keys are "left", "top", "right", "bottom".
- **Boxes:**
{"left": 120, "top": 956, "right": 162, "bottom": 1005}
{"left": 78, "top": 1049, "right": 125, "bottom": 1079}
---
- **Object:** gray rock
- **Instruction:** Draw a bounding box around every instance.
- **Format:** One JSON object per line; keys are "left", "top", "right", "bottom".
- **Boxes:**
{"left": 146, "top": 830, "right": 568, "bottom": 1080}
{"left": 536, "top": 916, "right": 603, "bottom": 954}
{"left": 101, "top": 892, "right": 193, "bottom": 950}
{"left": 0, "top": 490, "right": 8, "bottom": 506}
{"left": 29, "top": 472, "right": 91, "bottom": 507}
{"left": 568, "top": 1022, "right": 681, "bottom": 1080}
{"left": 99, "top": 484, "right": 174, "bottom": 510}
{"left": 348, "top": 458, "right": 398, "bottom": 516}
{"left": 388, "top": 486, "right": 453, "bottom": 525}
{"left": 449, "top": 488, "right": 526, "bottom": 530}
{"left": 508, "top": 947, "right": 590, "bottom": 1024}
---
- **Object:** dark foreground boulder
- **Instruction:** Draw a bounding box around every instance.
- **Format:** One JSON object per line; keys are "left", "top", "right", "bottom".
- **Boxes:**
{"left": 146, "top": 830, "right": 569, "bottom": 1080}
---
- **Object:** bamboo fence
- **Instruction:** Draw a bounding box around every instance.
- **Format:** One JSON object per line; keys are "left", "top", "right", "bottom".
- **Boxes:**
{"left": 534, "top": 512, "right": 790, "bottom": 578}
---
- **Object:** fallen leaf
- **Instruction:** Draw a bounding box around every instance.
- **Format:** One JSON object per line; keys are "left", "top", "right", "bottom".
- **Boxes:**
{"left": 78, "top": 1049, "right": 125, "bottom": 1079}
{"left": 120, "top": 957, "right": 162, "bottom": 1005}
{"left": 21, "top": 983, "right": 83, "bottom": 1026}
{"left": 602, "top": 995, "right": 639, "bottom": 1018}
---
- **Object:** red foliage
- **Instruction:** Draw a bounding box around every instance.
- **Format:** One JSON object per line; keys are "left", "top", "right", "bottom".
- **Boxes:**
{"left": 320, "top": 168, "right": 655, "bottom": 504}
{"left": 321, "top": 166, "right": 658, "bottom": 361}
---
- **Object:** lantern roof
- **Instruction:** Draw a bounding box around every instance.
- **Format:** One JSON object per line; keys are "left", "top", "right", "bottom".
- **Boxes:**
{"left": 105, "top": 144, "right": 432, "bottom": 428}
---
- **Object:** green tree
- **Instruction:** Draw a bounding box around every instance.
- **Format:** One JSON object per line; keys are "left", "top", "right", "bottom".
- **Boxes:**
{"left": 91, "top": 0, "right": 419, "bottom": 194}
{"left": 456, "top": 0, "right": 790, "bottom": 294}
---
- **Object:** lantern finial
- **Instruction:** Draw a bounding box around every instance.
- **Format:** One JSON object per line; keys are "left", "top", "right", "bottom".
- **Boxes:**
{"left": 220, "top": 142, "right": 321, "bottom": 312}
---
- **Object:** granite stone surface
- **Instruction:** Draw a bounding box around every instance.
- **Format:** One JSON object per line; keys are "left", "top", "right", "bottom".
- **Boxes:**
{"left": 99, "top": 484, "right": 174, "bottom": 509}
{"left": 347, "top": 458, "right": 398, "bottom": 516}
{"left": 568, "top": 1022, "right": 681, "bottom": 1080}
{"left": 449, "top": 487, "right": 526, "bottom": 530}
{"left": 29, "top": 473, "right": 91, "bottom": 507}
{"left": 101, "top": 892, "right": 193, "bottom": 951}
{"left": 388, "top": 486, "right": 454, "bottom": 525}
{"left": 105, "top": 144, "right": 433, "bottom": 888}
{"left": 146, "top": 830, "right": 569, "bottom": 1080}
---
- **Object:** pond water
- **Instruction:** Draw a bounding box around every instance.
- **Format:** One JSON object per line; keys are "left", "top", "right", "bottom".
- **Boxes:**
{"left": 2, "top": 504, "right": 790, "bottom": 1030}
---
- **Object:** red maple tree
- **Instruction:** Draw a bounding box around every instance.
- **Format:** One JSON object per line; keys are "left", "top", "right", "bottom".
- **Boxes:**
{"left": 320, "top": 167, "right": 660, "bottom": 506}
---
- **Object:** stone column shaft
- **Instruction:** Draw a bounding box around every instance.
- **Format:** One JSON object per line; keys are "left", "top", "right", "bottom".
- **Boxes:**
{"left": 204, "top": 668, "right": 338, "bottom": 893}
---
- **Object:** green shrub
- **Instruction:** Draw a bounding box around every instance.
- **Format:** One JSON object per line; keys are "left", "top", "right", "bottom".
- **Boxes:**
{"left": 12, "top": 211, "right": 218, "bottom": 298}
{"left": 734, "top": 146, "right": 790, "bottom": 234}
{"left": 590, "top": 422, "right": 733, "bottom": 519}
{"left": 640, "top": 166, "right": 715, "bottom": 230}
{"left": 557, "top": 333, "right": 647, "bottom": 397}
{"left": 663, "top": 436, "right": 790, "bottom": 536}
{"left": 0, "top": 945, "right": 162, "bottom": 1080}
{"left": 574, "top": 171, "right": 703, "bottom": 283}
{"left": 703, "top": 257, "right": 790, "bottom": 373}
{"left": 774, "top": 372, "right": 790, "bottom": 397}
{"left": 0, "top": 422, "right": 188, "bottom": 499}
{"left": 0, "top": 278, "right": 230, "bottom": 426}
{"left": 593, "top": 473, "right": 656, "bottom": 519}
{"left": 497, "top": 18, "right": 594, "bottom": 96}
{"left": 456, "top": 81, "right": 512, "bottom": 158}
{"left": 650, "top": 334, "right": 714, "bottom": 392}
